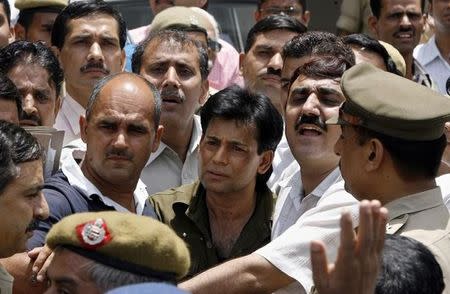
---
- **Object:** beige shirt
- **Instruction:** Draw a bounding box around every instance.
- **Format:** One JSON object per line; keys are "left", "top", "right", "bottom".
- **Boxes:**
{"left": 336, "top": 0, "right": 372, "bottom": 35}
{"left": 385, "top": 187, "right": 450, "bottom": 294}
{"left": 0, "top": 264, "right": 13, "bottom": 294}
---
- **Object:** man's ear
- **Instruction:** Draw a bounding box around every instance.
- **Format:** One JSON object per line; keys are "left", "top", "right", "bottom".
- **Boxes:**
{"left": 254, "top": 10, "right": 262, "bottom": 22}
{"left": 13, "top": 23, "right": 24, "bottom": 41}
{"left": 80, "top": 115, "right": 88, "bottom": 144}
{"left": 52, "top": 45, "right": 63, "bottom": 68}
{"left": 239, "top": 52, "right": 246, "bottom": 76}
{"left": 368, "top": 16, "right": 379, "bottom": 37}
{"left": 302, "top": 11, "right": 311, "bottom": 27}
{"left": 198, "top": 79, "right": 209, "bottom": 106}
{"left": 257, "top": 150, "right": 274, "bottom": 175}
{"left": 120, "top": 49, "right": 126, "bottom": 71}
{"left": 365, "top": 138, "right": 384, "bottom": 172}
{"left": 151, "top": 125, "right": 164, "bottom": 152}
{"left": 54, "top": 95, "right": 62, "bottom": 122}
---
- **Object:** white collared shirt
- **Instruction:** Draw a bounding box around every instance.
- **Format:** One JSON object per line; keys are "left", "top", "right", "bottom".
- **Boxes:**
{"left": 436, "top": 173, "right": 450, "bottom": 211}
{"left": 257, "top": 179, "right": 358, "bottom": 293}
{"left": 61, "top": 150, "right": 149, "bottom": 215}
{"left": 267, "top": 131, "right": 296, "bottom": 191}
{"left": 271, "top": 166, "right": 343, "bottom": 239}
{"left": 141, "top": 115, "right": 202, "bottom": 195}
{"left": 414, "top": 35, "right": 450, "bottom": 95}
{"left": 54, "top": 94, "right": 85, "bottom": 145}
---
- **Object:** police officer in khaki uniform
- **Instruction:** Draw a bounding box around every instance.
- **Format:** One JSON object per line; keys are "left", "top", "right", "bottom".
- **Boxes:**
{"left": 45, "top": 211, "right": 191, "bottom": 293}
{"left": 150, "top": 86, "right": 282, "bottom": 277}
{"left": 330, "top": 62, "right": 450, "bottom": 293}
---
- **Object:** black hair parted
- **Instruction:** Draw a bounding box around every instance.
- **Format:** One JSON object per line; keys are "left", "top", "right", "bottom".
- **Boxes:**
{"left": 245, "top": 14, "right": 306, "bottom": 53}
{"left": 51, "top": 0, "right": 127, "bottom": 50}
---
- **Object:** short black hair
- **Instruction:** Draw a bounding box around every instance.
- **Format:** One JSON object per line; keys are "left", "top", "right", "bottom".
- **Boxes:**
{"left": 244, "top": 14, "right": 306, "bottom": 53}
{"left": 342, "top": 33, "right": 402, "bottom": 75}
{"left": 51, "top": 0, "right": 127, "bottom": 50}
{"left": 0, "top": 0, "right": 11, "bottom": 26}
{"left": 289, "top": 55, "right": 353, "bottom": 89}
{"left": 0, "top": 40, "right": 64, "bottom": 97}
{"left": 17, "top": 6, "right": 64, "bottom": 30}
{"left": 0, "top": 120, "right": 42, "bottom": 194}
{"left": 370, "top": 0, "right": 425, "bottom": 18}
{"left": 132, "top": 30, "right": 209, "bottom": 81}
{"left": 86, "top": 72, "right": 162, "bottom": 130}
{"left": 355, "top": 126, "right": 446, "bottom": 179}
{"left": 282, "top": 31, "right": 355, "bottom": 65}
{"left": 200, "top": 85, "right": 283, "bottom": 190}
{"left": 0, "top": 76, "right": 22, "bottom": 119}
{"left": 376, "top": 234, "right": 445, "bottom": 294}
{"left": 257, "top": 0, "right": 307, "bottom": 11}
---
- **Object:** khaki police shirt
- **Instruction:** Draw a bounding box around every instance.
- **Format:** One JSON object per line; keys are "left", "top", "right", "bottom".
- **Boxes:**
{"left": 150, "top": 181, "right": 274, "bottom": 278}
{"left": 0, "top": 263, "right": 13, "bottom": 294}
{"left": 385, "top": 187, "right": 450, "bottom": 294}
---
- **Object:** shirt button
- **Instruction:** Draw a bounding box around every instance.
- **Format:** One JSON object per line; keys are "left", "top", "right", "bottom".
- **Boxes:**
{"left": 206, "top": 241, "right": 212, "bottom": 248}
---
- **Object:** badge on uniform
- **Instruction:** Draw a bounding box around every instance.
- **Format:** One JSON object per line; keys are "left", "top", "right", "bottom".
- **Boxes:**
{"left": 76, "top": 218, "right": 112, "bottom": 249}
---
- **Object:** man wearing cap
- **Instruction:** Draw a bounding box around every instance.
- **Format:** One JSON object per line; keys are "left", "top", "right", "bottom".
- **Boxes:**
{"left": 52, "top": 0, "right": 126, "bottom": 145}
{"left": 150, "top": 86, "right": 282, "bottom": 277}
{"left": 44, "top": 211, "right": 190, "bottom": 293}
{"left": 14, "top": 0, "right": 67, "bottom": 45}
{"left": 331, "top": 63, "right": 450, "bottom": 292}
{"left": 132, "top": 30, "right": 208, "bottom": 195}
{"left": 0, "top": 121, "right": 49, "bottom": 294}
{"left": 128, "top": 0, "right": 243, "bottom": 92}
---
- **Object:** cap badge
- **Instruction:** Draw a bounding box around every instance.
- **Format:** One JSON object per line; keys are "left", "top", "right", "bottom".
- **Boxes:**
{"left": 76, "top": 218, "right": 112, "bottom": 249}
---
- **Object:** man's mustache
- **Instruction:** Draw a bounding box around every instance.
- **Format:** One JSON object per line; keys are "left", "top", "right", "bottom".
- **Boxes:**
{"left": 106, "top": 147, "right": 133, "bottom": 160}
{"left": 26, "top": 219, "right": 40, "bottom": 232}
{"left": 295, "top": 115, "right": 327, "bottom": 132}
{"left": 20, "top": 112, "right": 41, "bottom": 125}
{"left": 80, "top": 62, "right": 110, "bottom": 74}
{"left": 160, "top": 88, "right": 186, "bottom": 103}
{"left": 267, "top": 67, "right": 282, "bottom": 77}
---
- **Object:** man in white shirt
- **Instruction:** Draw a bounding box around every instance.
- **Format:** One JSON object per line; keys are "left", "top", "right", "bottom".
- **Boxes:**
{"left": 4, "top": 72, "right": 163, "bottom": 293}
{"left": 179, "top": 48, "right": 358, "bottom": 294}
{"left": 132, "top": 30, "right": 209, "bottom": 194}
{"left": 52, "top": 0, "right": 126, "bottom": 144}
{"left": 414, "top": 0, "right": 450, "bottom": 95}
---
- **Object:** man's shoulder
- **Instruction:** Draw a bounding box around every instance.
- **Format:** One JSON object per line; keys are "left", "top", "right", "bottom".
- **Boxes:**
{"left": 150, "top": 182, "right": 200, "bottom": 221}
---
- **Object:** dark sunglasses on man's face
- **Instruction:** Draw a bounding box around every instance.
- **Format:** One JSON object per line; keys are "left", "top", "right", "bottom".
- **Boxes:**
{"left": 259, "top": 6, "right": 303, "bottom": 17}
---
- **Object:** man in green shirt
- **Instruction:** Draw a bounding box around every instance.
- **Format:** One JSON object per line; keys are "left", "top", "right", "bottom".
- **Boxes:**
{"left": 150, "top": 86, "right": 283, "bottom": 277}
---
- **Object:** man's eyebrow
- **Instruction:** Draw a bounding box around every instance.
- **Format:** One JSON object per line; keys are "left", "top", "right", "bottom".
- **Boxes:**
{"left": 24, "top": 184, "right": 44, "bottom": 194}
{"left": 317, "top": 87, "right": 342, "bottom": 96}
{"left": 254, "top": 44, "right": 274, "bottom": 51}
{"left": 290, "top": 87, "right": 310, "bottom": 95}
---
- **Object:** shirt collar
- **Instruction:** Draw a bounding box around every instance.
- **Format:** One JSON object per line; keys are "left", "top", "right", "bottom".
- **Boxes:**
{"left": 385, "top": 186, "right": 444, "bottom": 221}
{"left": 61, "top": 151, "right": 149, "bottom": 214}
{"left": 63, "top": 93, "right": 85, "bottom": 136}
{"left": 417, "top": 35, "right": 442, "bottom": 66}
{"left": 145, "top": 115, "right": 202, "bottom": 166}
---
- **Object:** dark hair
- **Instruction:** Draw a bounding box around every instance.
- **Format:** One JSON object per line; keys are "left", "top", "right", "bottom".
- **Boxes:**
{"left": 132, "top": 30, "right": 209, "bottom": 80}
{"left": 86, "top": 72, "right": 162, "bottom": 129}
{"left": 376, "top": 234, "right": 445, "bottom": 294}
{"left": 289, "top": 55, "right": 353, "bottom": 88}
{"left": 200, "top": 85, "right": 283, "bottom": 190}
{"left": 51, "top": 0, "right": 127, "bottom": 50}
{"left": 370, "top": 0, "right": 425, "bottom": 18}
{"left": 0, "top": 40, "right": 64, "bottom": 97}
{"left": 355, "top": 126, "right": 446, "bottom": 179}
{"left": 0, "top": 120, "right": 42, "bottom": 194}
{"left": 257, "top": 0, "right": 307, "bottom": 11}
{"left": 0, "top": 76, "right": 22, "bottom": 118}
{"left": 343, "top": 34, "right": 402, "bottom": 75}
{"left": 0, "top": 0, "right": 11, "bottom": 26}
{"left": 17, "top": 6, "right": 64, "bottom": 30}
{"left": 282, "top": 31, "right": 355, "bottom": 65}
{"left": 244, "top": 14, "right": 306, "bottom": 53}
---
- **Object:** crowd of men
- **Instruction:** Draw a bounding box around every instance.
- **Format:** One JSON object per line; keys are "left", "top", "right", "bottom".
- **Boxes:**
{"left": 0, "top": 0, "right": 449, "bottom": 293}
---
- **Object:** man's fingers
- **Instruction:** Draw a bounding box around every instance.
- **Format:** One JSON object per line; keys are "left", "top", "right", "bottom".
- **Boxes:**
{"left": 358, "top": 200, "right": 374, "bottom": 258}
{"left": 27, "top": 247, "right": 42, "bottom": 260}
{"left": 311, "top": 240, "right": 329, "bottom": 291}
{"left": 375, "top": 207, "right": 388, "bottom": 254}
{"left": 31, "top": 245, "right": 53, "bottom": 277}
{"left": 338, "top": 211, "right": 356, "bottom": 263}
{"left": 36, "top": 252, "right": 54, "bottom": 282}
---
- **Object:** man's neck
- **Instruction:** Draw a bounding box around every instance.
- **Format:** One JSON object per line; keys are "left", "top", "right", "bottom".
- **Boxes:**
{"left": 80, "top": 163, "right": 137, "bottom": 212}
{"left": 435, "top": 31, "right": 450, "bottom": 63}
{"left": 374, "top": 178, "right": 437, "bottom": 206}
{"left": 66, "top": 83, "right": 92, "bottom": 109}
{"left": 162, "top": 118, "right": 194, "bottom": 162}
{"left": 403, "top": 52, "right": 414, "bottom": 80}
{"left": 299, "top": 158, "right": 338, "bottom": 195}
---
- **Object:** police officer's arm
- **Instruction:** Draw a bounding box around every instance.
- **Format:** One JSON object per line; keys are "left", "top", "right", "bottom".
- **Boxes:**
{"left": 179, "top": 253, "right": 294, "bottom": 294}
